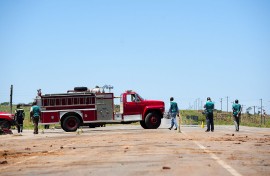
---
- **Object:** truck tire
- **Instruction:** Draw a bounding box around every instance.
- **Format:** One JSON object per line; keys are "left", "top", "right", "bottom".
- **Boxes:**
{"left": 145, "top": 112, "right": 161, "bottom": 129}
{"left": 74, "top": 87, "right": 88, "bottom": 91}
{"left": 140, "top": 120, "right": 148, "bottom": 129}
{"left": 62, "top": 115, "right": 80, "bottom": 132}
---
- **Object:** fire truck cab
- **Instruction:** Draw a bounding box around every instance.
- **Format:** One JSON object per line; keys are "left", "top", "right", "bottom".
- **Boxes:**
{"left": 36, "top": 87, "right": 165, "bottom": 132}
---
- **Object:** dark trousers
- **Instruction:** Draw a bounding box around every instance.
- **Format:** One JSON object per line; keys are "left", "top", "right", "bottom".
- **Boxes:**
{"left": 16, "top": 119, "right": 24, "bottom": 133}
{"left": 33, "top": 117, "right": 39, "bottom": 134}
{"left": 206, "top": 113, "right": 214, "bottom": 131}
{"left": 17, "top": 123, "right": 23, "bottom": 133}
{"left": 233, "top": 115, "right": 240, "bottom": 131}
{"left": 170, "top": 112, "right": 178, "bottom": 129}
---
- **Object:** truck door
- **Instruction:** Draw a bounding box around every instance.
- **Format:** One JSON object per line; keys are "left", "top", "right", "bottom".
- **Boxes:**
{"left": 124, "top": 93, "right": 143, "bottom": 115}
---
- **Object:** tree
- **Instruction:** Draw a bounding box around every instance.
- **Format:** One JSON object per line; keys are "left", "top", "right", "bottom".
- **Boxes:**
{"left": 0, "top": 102, "right": 9, "bottom": 106}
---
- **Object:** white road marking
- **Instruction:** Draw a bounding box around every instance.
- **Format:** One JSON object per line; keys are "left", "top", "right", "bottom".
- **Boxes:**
{"left": 182, "top": 131, "right": 243, "bottom": 176}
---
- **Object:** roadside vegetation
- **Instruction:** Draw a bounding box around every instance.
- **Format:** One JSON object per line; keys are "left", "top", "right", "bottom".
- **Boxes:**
{"left": 1, "top": 105, "right": 269, "bottom": 129}
{"left": 180, "top": 110, "right": 270, "bottom": 128}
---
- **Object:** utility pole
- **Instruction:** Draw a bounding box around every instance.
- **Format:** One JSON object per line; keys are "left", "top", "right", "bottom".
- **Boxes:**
{"left": 10, "top": 85, "right": 13, "bottom": 114}
{"left": 220, "top": 98, "right": 223, "bottom": 112}
{"left": 253, "top": 106, "right": 256, "bottom": 115}
{"left": 226, "top": 96, "right": 228, "bottom": 112}
{"left": 260, "top": 99, "right": 262, "bottom": 125}
{"left": 198, "top": 98, "right": 200, "bottom": 110}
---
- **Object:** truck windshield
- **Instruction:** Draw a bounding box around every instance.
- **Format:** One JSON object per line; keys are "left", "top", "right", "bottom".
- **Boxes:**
{"left": 136, "top": 93, "right": 144, "bottom": 101}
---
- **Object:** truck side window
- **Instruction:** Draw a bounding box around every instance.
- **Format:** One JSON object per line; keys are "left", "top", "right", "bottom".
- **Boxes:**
{"left": 134, "top": 94, "right": 140, "bottom": 102}
{"left": 126, "top": 94, "right": 133, "bottom": 102}
{"left": 126, "top": 94, "right": 139, "bottom": 102}
{"left": 132, "top": 94, "right": 138, "bottom": 102}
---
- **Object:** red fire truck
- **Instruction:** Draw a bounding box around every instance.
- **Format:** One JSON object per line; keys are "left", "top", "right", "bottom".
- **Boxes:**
{"left": 36, "top": 87, "right": 165, "bottom": 132}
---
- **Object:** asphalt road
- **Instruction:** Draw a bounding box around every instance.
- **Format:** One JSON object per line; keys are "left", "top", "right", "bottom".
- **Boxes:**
{"left": 0, "top": 119, "right": 269, "bottom": 176}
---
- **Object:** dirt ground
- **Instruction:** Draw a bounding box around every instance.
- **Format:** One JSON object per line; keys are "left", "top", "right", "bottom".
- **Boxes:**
{"left": 0, "top": 119, "right": 270, "bottom": 176}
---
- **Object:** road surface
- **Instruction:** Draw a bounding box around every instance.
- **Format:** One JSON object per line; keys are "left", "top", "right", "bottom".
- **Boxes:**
{"left": 0, "top": 119, "right": 269, "bottom": 176}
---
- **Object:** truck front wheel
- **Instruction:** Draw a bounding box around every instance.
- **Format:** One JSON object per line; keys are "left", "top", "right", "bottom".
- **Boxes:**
{"left": 140, "top": 120, "right": 148, "bottom": 129}
{"left": 145, "top": 112, "right": 161, "bottom": 129}
{"left": 0, "top": 120, "right": 11, "bottom": 129}
{"left": 62, "top": 115, "right": 80, "bottom": 132}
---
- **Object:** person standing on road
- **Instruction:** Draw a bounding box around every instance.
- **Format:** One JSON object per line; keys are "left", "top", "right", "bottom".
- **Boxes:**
{"left": 30, "top": 101, "right": 41, "bottom": 134}
{"left": 232, "top": 99, "right": 242, "bottom": 132}
{"left": 14, "top": 104, "right": 25, "bottom": 133}
{"left": 168, "top": 97, "right": 179, "bottom": 130}
{"left": 204, "top": 97, "right": 215, "bottom": 132}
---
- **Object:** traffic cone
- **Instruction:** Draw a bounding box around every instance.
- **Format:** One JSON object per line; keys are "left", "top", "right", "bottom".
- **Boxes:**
{"left": 201, "top": 121, "right": 204, "bottom": 128}
{"left": 80, "top": 127, "right": 83, "bottom": 134}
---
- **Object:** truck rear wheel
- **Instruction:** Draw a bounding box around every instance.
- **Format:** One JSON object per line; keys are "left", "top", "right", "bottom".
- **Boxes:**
{"left": 62, "top": 115, "right": 80, "bottom": 132}
{"left": 145, "top": 112, "right": 161, "bottom": 129}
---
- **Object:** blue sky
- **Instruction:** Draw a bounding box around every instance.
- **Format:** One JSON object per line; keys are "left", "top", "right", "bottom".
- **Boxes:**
{"left": 1, "top": 0, "right": 270, "bottom": 113}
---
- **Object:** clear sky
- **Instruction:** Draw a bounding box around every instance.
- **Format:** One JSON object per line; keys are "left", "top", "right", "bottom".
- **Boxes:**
{"left": 1, "top": 0, "right": 270, "bottom": 113}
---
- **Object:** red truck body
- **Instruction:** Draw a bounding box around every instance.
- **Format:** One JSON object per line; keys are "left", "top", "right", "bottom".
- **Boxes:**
{"left": 36, "top": 88, "right": 165, "bottom": 132}
{"left": 0, "top": 112, "right": 15, "bottom": 129}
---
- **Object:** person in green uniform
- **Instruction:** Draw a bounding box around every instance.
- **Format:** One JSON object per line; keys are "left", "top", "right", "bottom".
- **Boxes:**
{"left": 30, "top": 101, "right": 41, "bottom": 134}
{"left": 204, "top": 97, "right": 215, "bottom": 132}
{"left": 168, "top": 97, "right": 179, "bottom": 130}
{"left": 232, "top": 99, "right": 242, "bottom": 131}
